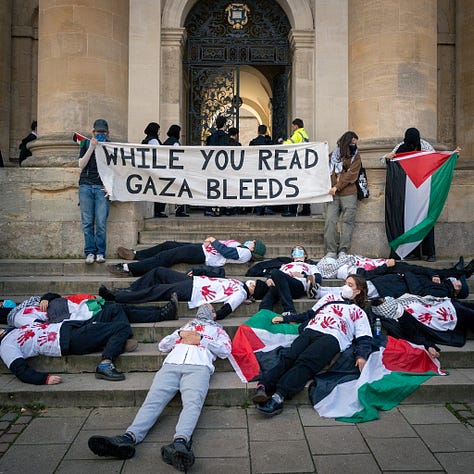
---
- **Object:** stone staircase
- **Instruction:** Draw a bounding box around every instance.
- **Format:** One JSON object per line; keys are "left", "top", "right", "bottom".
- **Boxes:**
{"left": 1, "top": 214, "right": 473, "bottom": 408}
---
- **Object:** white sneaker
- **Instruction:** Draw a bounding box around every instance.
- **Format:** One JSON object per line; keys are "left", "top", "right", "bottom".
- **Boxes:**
{"left": 96, "top": 254, "right": 106, "bottom": 263}
{"left": 85, "top": 254, "right": 95, "bottom": 264}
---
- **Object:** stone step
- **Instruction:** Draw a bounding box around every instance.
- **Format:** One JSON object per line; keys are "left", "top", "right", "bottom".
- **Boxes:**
{"left": 1, "top": 340, "right": 472, "bottom": 376}
{"left": 1, "top": 369, "right": 473, "bottom": 408}
{"left": 138, "top": 230, "right": 325, "bottom": 245}
{"left": 142, "top": 215, "right": 326, "bottom": 232}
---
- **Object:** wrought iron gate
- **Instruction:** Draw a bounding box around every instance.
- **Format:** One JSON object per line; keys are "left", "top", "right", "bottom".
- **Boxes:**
{"left": 187, "top": 66, "right": 240, "bottom": 146}
{"left": 184, "top": 0, "right": 291, "bottom": 145}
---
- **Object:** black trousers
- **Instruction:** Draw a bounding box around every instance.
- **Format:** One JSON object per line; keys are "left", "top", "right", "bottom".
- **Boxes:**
{"left": 260, "top": 329, "right": 340, "bottom": 399}
{"left": 259, "top": 270, "right": 305, "bottom": 313}
{"left": 453, "top": 300, "right": 474, "bottom": 332}
{"left": 128, "top": 242, "right": 205, "bottom": 276}
{"left": 62, "top": 304, "right": 132, "bottom": 360}
{"left": 115, "top": 267, "right": 193, "bottom": 304}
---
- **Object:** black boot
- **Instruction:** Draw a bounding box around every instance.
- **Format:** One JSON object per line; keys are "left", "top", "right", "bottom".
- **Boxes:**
{"left": 99, "top": 284, "right": 116, "bottom": 301}
{"left": 463, "top": 258, "right": 474, "bottom": 279}
{"left": 157, "top": 292, "right": 179, "bottom": 321}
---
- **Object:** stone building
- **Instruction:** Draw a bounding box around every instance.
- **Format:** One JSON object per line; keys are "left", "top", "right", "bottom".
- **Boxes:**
{"left": 0, "top": 0, "right": 472, "bottom": 258}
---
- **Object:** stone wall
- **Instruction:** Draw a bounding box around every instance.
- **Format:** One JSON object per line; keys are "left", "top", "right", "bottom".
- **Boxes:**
{"left": 0, "top": 168, "right": 146, "bottom": 258}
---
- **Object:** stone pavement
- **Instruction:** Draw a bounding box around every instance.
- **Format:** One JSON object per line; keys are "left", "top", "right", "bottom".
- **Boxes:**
{"left": 1, "top": 403, "right": 474, "bottom": 473}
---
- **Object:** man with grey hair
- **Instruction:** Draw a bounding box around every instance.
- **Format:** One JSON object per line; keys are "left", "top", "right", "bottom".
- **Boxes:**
{"left": 88, "top": 303, "right": 231, "bottom": 472}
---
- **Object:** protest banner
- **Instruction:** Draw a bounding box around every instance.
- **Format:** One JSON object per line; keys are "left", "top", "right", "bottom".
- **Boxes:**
{"left": 95, "top": 141, "right": 331, "bottom": 207}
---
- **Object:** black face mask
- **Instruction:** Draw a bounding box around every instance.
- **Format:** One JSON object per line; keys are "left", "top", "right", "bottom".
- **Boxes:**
{"left": 349, "top": 144, "right": 357, "bottom": 155}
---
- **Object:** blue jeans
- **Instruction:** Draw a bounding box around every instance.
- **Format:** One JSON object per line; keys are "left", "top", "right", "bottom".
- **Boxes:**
{"left": 79, "top": 184, "right": 110, "bottom": 256}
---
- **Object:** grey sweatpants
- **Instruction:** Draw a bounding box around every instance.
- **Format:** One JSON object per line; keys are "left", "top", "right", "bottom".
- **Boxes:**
{"left": 127, "top": 363, "right": 211, "bottom": 443}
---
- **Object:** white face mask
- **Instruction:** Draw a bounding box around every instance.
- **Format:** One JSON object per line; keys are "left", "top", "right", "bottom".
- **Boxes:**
{"left": 340, "top": 284, "right": 354, "bottom": 299}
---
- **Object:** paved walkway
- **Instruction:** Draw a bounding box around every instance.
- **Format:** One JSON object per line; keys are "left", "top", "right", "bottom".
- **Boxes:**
{"left": 1, "top": 402, "right": 473, "bottom": 473}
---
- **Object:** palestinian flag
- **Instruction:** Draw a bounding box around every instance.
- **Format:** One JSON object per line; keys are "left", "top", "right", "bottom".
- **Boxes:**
{"left": 314, "top": 336, "right": 445, "bottom": 423}
{"left": 385, "top": 151, "right": 458, "bottom": 258}
{"left": 73, "top": 132, "right": 88, "bottom": 147}
{"left": 230, "top": 309, "right": 299, "bottom": 382}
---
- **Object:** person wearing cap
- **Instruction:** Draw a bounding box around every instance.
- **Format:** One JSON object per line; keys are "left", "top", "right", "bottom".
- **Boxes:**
{"left": 259, "top": 245, "right": 322, "bottom": 316}
{"left": 371, "top": 293, "right": 474, "bottom": 357}
{"left": 107, "top": 237, "right": 266, "bottom": 277}
{"left": 88, "top": 304, "right": 231, "bottom": 471}
{"left": 0, "top": 302, "right": 134, "bottom": 385}
{"left": 99, "top": 266, "right": 268, "bottom": 320}
{"left": 78, "top": 118, "right": 111, "bottom": 265}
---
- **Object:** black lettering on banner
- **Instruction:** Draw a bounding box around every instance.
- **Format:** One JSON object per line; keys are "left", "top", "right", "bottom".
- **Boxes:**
{"left": 289, "top": 150, "right": 302, "bottom": 169}
{"left": 254, "top": 179, "right": 267, "bottom": 199}
{"left": 136, "top": 147, "right": 151, "bottom": 169}
{"left": 274, "top": 149, "right": 287, "bottom": 170}
{"left": 285, "top": 177, "right": 299, "bottom": 197}
{"left": 258, "top": 149, "right": 272, "bottom": 170}
{"left": 215, "top": 150, "right": 229, "bottom": 170}
{"left": 207, "top": 179, "right": 220, "bottom": 199}
{"left": 201, "top": 150, "right": 214, "bottom": 170}
{"left": 177, "top": 179, "right": 193, "bottom": 198}
{"left": 120, "top": 147, "right": 136, "bottom": 166}
{"left": 159, "top": 178, "right": 175, "bottom": 197}
{"left": 152, "top": 149, "right": 166, "bottom": 169}
{"left": 230, "top": 149, "right": 245, "bottom": 170}
{"left": 222, "top": 179, "right": 238, "bottom": 199}
{"left": 143, "top": 177, "right": 157, "bottom": 195}
{"left": 240, "top": 179, "right": 253, "bottom": 199}
{"left": 269, "top": 179, "right": 283, "bottom": 198}
{"left": 103, "top": 146, "right": 119, "bottom": 165}
{"left": 305, "top": 148, "right": 318, "bottom": 168}
{"left": 127, "top": 174, "right": 142, "bottom": 194}
{"left": 169, "top": 149, "right": 185, "bottom": 169}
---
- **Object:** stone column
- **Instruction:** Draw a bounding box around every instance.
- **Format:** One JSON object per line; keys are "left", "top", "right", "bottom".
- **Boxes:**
{"left": 160, "top": 28, "right": 186, "bottom": 140}
{"left": 348, "top": 0, "right": 438, "bottom": 158}
{"left": 28, "top": 0, "right": 129, "bottom": 166}
{"left": 0, "top": 0, "right": 12, "bottom": 163}
{"left": 289, "top": 30, "right": 315, "bottom": 138}
{"left": 456, "top": 0, "right": 474, "bottom": 161}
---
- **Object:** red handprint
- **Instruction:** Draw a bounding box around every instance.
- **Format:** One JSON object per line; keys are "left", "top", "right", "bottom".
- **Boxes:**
{"left": 320, "top": 315, "right": 337, "bottom": 329}
{"left": 195, "top": 324, "right": 205, "bottom": 332}
{"left": 24, "top": 306, "right": 41, "bottom": 314}
{"left": 350, "top": 308, "right": 362, "bottom": 322}
{"left": 406, "top": 307, "right": 415, "bottom": 314}
{"left": 332, "top": 305, "right": 344, "bottom": 317}
{"left": 17, "top": 329, "right": 36, "bottom": 346}
{"left": 436, "top": 307, "right": 454, "bottom": 322}
{"left": 418, "top": 312, "right": 432, "bottom": 325}
{"left": 37, "top": 331, "right": 58, "bottom": 346}
{"left": 201, "top": 285, "right": 217, "bottom": 301}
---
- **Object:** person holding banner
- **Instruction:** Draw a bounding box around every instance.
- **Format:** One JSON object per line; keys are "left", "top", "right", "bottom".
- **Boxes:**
{"left": 323, "top": 131, "right": 361, "bottom": 259}
{"left": 99, "top": 266, "right": 269, "bottom": 320}
{"left": 383, "top": 127, "right": 436, "bottom": 261}
{"left": 78, "top": 118, "right": 111, "bottom": 265}
{"left": 108, "top": 237, "right": 266, "bottom": 277}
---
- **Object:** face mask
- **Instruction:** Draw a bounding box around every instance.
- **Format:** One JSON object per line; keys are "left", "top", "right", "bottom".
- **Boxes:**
{"left": 340, "top": 284, "right": 354, "bottom": 299}
{"left": 292, "top": 248, "right": 305, "bottom": 259}
{"left": 243, "top": 241, "right": 252, "bottom": 248}
{"left": 349, "top": 144, "right": 357, "bottom": 155}
{"left": 95, "top": 133, "right": 107, "bottom": 142}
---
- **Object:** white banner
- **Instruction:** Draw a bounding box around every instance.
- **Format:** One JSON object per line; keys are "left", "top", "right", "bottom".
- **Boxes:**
{"left": 95, "top": 141, "right": 332, "bottom": 207}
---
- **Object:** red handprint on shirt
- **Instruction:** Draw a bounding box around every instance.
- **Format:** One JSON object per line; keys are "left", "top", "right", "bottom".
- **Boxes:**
{"left": 332, "top": 305, "right": 344, "bottom": 317}
{"left": 320, "top": 315, "right": 337, "bottom": 329}
{"left": 16, "top": 329, "right": 36, "bottom": 346}
{"left": 222, "top": 281, "right": 238, "bottom": 296}
{"left": 436, "top": 307, "right": 454, "bottom": 322}
{"left": 37, "top": 331, "right": 58, "bottom": 346}
{"left": 339, "top": 319, "right": 348, "bottom": 335}
{"left": 349, "top": 308, "right": 363, "bottom": 322}
{"left": 201, "top": 285, "right": 217, "bottom": 301}
{"left": 418, "top": 312, "right": 433, "bottom": 325}
{"left": 405, "top": 307, "right": 415, "bottom": 314}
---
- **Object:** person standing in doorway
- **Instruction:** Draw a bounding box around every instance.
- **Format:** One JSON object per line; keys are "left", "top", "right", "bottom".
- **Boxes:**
{"left": 204, "top": 115, "right": 230, "bottom": 217}
{"left": 78, "top": 119, "right": 111, "bottom": 265}
{"left": 278, "top": 118, "right": 310, "bottom": 217}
